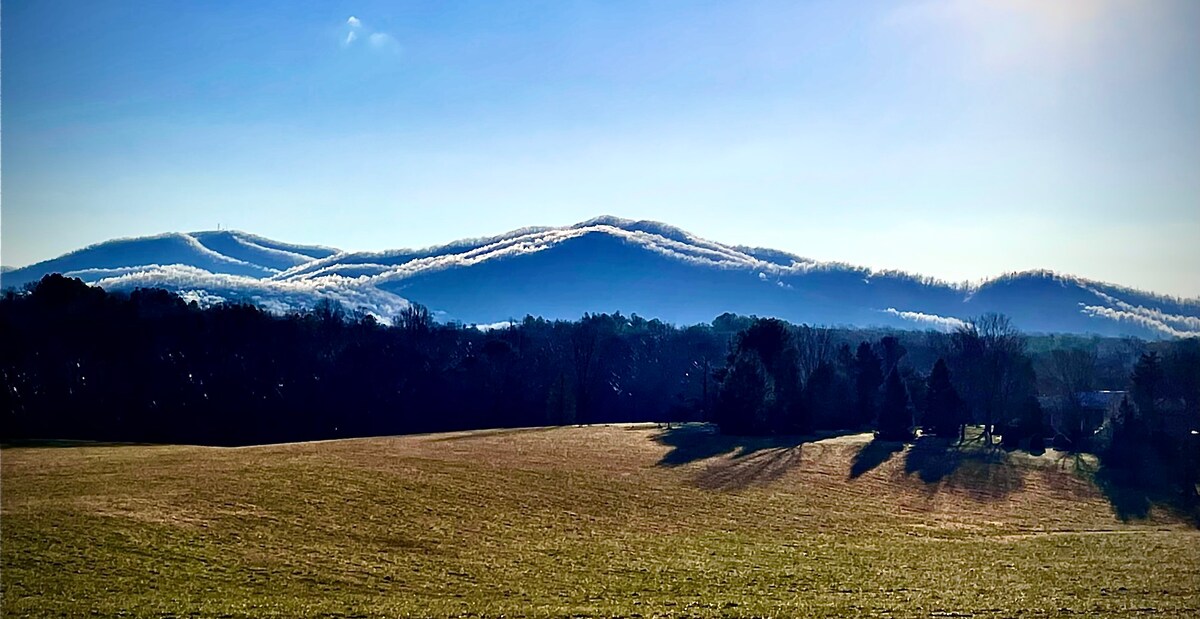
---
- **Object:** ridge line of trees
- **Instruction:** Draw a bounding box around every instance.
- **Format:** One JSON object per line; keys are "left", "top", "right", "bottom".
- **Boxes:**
{"left": 2, "top": 275, "right": 1196, "bottom": 498}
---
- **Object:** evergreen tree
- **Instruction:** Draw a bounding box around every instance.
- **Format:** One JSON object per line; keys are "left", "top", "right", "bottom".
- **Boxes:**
{"left": 713, "top": 318, "right": 806, "bottom": 435}
{"left": 831, "top": 343, "right": 857, "bottom": 429}
{"left": 1022, "top": 395, "right": 1046, "bottom": 453}
{"left": 715, "top": 351, "right": 769, "bottom": 435}
{"left": 1131, "top": 352, "right": 1164, "bottom": 437}
{"left": 546, "top": 372, "right": 576, "bottom": 426}
{"left": 1002, "top": 395, "right": 1043, "bottom": 451}
{"left": 805, "top": 361, "right": 839, "bottom": 430}
{"left": 1107, "top": 395, "right": 1142, "bottom": 468}
{"left": 877, "top": 370, "right": 914, "bottom": 441}
{"left": 1028, "top": 419, "right": 1046, "bottom": 454}
{"left": 773, "top": 346, "right": 807, "bottom": 434}
{"left": 923, "top": 358, "right": 962, "bottom": 438}
{"left": 878, "top": 335, "right": 907, "bottom": 376}
{"left": 853, "top": 342, "right": 883, "bottom": 428}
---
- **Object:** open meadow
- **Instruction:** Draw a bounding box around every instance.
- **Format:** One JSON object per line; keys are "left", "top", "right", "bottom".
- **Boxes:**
{"left": 3, "top": 424, "right": 1198, "bottom": 618}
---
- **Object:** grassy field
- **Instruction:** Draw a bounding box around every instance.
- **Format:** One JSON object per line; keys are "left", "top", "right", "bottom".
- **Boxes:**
{"left": 2, "top": 424, "right": 1198, "bottom": 618}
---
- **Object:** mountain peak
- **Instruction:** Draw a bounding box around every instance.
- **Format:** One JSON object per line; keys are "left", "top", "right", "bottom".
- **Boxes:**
{"left": 4, "top": 220, "right": 1197, "bottom": 339}
{"left": 571, "top": 215, "right": 696, "bottom": 243}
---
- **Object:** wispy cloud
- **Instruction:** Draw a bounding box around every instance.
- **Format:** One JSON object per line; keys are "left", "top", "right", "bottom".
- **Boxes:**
{"left": 882, "top": 308, "right": 967, "bottom": 332}
{"left": 1080, "top": 304, "right": 1199, "bottom": 339}
{"left": 368, "top": 32, "right": 398, "bottom": 51}
{"left": 1081, "top": 287, "right": 1200, "bottom": 337}
{"left": 342, "top": 15, "right": 362, "bottom": 47}
{"left": 340, "top": 16, "right": 399, "bottom": 54}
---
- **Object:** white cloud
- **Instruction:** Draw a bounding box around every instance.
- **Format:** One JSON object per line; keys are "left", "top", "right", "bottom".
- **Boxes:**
{"left": 1080, "top": 304, "right": 1199, "bottom": 339}
{"left": 1084, "top": 287, "right": 1200, "bottom": 333}
{"left": 340, "top": 16, "right": 398, "bottom": 54}
{"left": 1076, "top": 287, "right": 1200, "bottom": 338}
{"left": 368, "top": 32, "right": 397, "bottom": 50}
{"left": 882, "top": 308, "right": 968, "bottom": 332}
{"left": 475, "top": 321, "right": 515, "bottom": 332}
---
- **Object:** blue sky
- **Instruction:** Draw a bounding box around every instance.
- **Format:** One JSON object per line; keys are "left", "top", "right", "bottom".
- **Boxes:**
{"left": 3, "top": 0, "right": 1198, "bottom": 297}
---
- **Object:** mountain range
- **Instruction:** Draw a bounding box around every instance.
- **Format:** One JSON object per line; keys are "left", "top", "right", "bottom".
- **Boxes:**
{"left": 4, "top": 216, "right": 1198, "bottom": 339}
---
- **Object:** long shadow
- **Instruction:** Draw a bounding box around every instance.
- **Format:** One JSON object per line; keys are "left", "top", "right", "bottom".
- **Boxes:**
{"left": 849, "top": 438, "right": 904, "bottom": 479}
{"left": 903, "top": 436, "right": 962, "bottom": 484}
{"left": 901, "top": 436, "right": 1025, "bottom": 500}
{"left": 428, "top": 426, "right": 562, "bottom": 443}
{"left": 0, "top": 438, "right": 153, "bottom": 449}
{"left": 1091, "top": 453, "right": 1200, "bottom": 526}
{"left": 653, "top": 424, "right": 746, "bottom": 466}
{"left": 691, "top": 444, "right": 807, "bottom": 491}
{"left": 653, "top": 424, "right": 861, "bottom": 491}
{"left": 654, "top": 424, "right": 861, "bottom": 466}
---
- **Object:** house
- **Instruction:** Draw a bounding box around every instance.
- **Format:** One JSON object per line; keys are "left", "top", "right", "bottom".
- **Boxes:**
{"left": 1040, "top": 390, "right": 1126, "bottom": 446}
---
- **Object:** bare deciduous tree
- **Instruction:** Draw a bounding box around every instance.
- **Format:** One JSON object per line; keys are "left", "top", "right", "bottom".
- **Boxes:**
{"left": 951, "top": 313, "right": 1028, "bottom": 446}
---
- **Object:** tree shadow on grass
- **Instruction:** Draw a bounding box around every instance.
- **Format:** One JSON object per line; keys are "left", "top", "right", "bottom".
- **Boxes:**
{"left": 691, "top": 444, "right": 808, "bottom": 491}
{"left": 849, "top": 437, "right": 904, "bottom": 479}
{"left": 901, "top": 436, "right": 1025, "bottom": 500}
{"left": 1089, "top": 454, "right": 1200, "bottom": 526}
{"left": 0, "top": 438, "right": 152, "bottom": 449}
{"left": 903, "top": 436, "right": 963, "bottom": 484}
{"left": 653, "top": 424, "right": 745, "bottom": 466}
{"left": 428, "top": 426, "right": 562, "bottom": 443}
{"left": 654, "top": 424, "right": 859, "bottom": 466}
{"left": 657, "top": 422, "right": 873, "bottom": 491}
{"left": 653, "top": 424, "right": 861, "bottom": 491}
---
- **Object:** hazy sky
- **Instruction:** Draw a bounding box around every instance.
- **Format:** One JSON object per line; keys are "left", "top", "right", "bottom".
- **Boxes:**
{"left": 3, "top": 0, "right": 1198, "bottom": 296}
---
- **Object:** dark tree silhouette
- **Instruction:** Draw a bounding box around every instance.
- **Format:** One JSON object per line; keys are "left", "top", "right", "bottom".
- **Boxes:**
{"left": 878, "top": 335, "right": 907, "bottom": 377}
{"left": 1002, "top": 395, "right": 1044, "bottom": 451}
{"left": 715, "top": 350, "right": 769, "bottom": 435}
{"left": 1131, "top": 352, "right": 1164, "bottom": 434}
{"left": 951, "top": 313, "right": 1029, "bottom": 446}
{"left": 3, "top": 272, "right": 1194, "bottom": 486}
{"left": 877, "top": 370, "right": 913, "bottom": 442}
{"left": 853, "top": 342, "right": 884, "bottom": 428}
{"left": 713, "top": 318, "right": 806, "bottom": 435}
{"left": 1107, "top": 396, "right": 1143, "bottom": 468}
{"left": 804, "top": 361, "right": 840, "bottom": 430}
{"left": 923, "top": 358, "right": 962, "bottom": 439}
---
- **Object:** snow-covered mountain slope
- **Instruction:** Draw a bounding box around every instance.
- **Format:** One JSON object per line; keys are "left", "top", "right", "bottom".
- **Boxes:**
{"left": 188, "top": 231, "right": 340, "bottom": 271}
{"left": 2, "top": 231, "right": 339, "bottom": 289}
{"left": 3, "top": 218, "right": 1198, "bottom": 338}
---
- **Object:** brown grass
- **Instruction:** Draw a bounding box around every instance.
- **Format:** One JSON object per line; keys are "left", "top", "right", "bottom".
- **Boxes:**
{"left": 2, "top": 424, "right": 1198, "bottom": 617}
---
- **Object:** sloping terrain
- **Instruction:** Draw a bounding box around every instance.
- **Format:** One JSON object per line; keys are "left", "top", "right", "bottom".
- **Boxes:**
{"left": 1, "top": 230, "right": 340, "bottom": 289}
{"left": 3, "top": 217, "right": 1198, "bottom": 337}
{"left": 3, "top": 425, "right": 1197, "bottom": 617}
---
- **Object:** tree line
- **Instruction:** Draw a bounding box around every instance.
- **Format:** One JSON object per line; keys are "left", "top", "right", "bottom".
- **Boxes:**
{"left": 1, "top": 275, "right": 1196, "bottom": 496}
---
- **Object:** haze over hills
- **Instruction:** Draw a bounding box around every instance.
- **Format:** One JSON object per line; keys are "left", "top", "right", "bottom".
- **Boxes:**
{"left": 3, "top": 217, "right": 1198, "bottom": 339}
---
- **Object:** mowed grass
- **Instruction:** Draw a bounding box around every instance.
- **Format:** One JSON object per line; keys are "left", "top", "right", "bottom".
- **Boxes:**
{"left": 2, "top": 425, "right": 1198, "bottom": 618}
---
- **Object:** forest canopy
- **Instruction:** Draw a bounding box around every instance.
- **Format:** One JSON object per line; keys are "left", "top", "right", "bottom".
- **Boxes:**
{"left": 3, "top": 273, "right": 1197, "bottom": 498}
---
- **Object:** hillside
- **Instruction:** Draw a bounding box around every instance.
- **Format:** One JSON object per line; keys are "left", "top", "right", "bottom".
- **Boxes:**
{"left": 3, "top": 217, "right": 1198, "bottom": 338}
{"left": 3, "top": 425, "right": 1198, "bottom": 618}
{"left": 2, "top": 231, "right": 339, "bottom": 284}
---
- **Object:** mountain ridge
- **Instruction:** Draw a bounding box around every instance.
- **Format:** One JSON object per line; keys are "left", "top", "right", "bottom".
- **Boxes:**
{"left": 3, "top": 217, "right": 1198, "bottom": 339}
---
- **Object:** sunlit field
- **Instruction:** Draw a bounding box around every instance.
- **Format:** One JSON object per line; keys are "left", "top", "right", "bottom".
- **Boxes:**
{"left": 3, "top": 424, "right": 1198, "bottom": 618}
